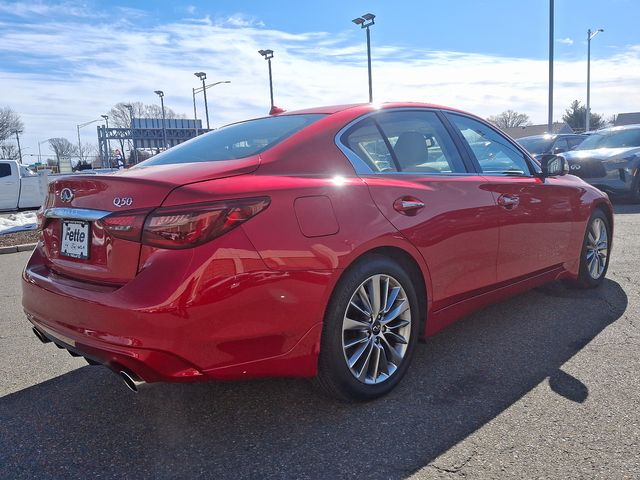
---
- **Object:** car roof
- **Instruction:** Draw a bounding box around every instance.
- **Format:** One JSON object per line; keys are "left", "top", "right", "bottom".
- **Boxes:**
{"left": 279, "top": 102, "right": 469, "bottom": 116}
{"left": 593, "top": 124, "right": 640, "bottom": 133}
{"left": 519, "top": 133, "right": 585, "bottom": 141}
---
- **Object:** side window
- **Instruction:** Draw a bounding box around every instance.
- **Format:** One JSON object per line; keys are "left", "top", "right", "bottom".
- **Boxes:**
{"left": 0, "top": 163, "right": 12, "bottom": 178}
{"left": 447, "top": 114, "right": 531, "bottom": 176}
{"left": 343, "top": 118, "right": 397, "bottom": 172}
{"left": 375, "top": 111, "right": 466, "bottom": 173}
{"left": 567, "top": 137, "right": 584, "bottom": 149}
{"left": 553, "top": 138, "right": 569, "bottom": 153}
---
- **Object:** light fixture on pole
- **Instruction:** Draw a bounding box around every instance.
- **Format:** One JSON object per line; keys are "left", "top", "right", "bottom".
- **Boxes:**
{"left": 194, "top": 72, "right": 210, "bottom": 130}
{"left": 586, "top": 28, "right": 604, "bottom": 132}
{"left": 352, "top": 13, "right": 376, "bottom": 103}
{"left": 123, "top": 104, "right": 138, "bottom": 165}
{"left": 154, "top": 90, "right": 168, "bottom": 150}
{"left": 258, "top": 49, "right": 275, "bottom": 110}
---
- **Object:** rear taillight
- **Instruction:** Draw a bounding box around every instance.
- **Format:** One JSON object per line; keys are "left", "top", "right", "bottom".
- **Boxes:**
{"left": 99, "top": 209, "right": 150, "bottom": 242}
{"left": 141, "top": 197, "right": 270, "bottom": 249}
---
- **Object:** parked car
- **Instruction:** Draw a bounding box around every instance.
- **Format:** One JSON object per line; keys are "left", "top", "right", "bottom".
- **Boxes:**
{"left": 23, "top": 103, "right": 613, "bottom": 401}
{"left": 517, "top": 134, "right": 586, "bottom": 159}
{"left": 558, "top": 124, "right": 640, "bottom": 202}
{"left": 0, "top": 159, "right": 44, "bottom": 210}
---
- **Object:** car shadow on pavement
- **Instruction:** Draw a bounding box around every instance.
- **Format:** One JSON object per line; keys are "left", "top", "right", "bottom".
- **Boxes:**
{"left": 0, "top": 279, "right": 627, "bottom": 479}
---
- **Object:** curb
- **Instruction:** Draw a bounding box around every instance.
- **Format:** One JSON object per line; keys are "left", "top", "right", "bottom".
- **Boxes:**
{"left": 0, "top": 243, "right": 37, "bottom": 255}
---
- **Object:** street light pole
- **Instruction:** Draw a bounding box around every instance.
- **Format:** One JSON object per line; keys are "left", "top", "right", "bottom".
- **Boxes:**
{"left": 258, "top": 50, "right": 275, "bottom": 109}
{"left": 352, "top": 13, "right": 376, "bottom": 103}
{"left": 13, "top": 130, "right": 23, "bottom": 163}
{"left": 192, "top": 88, "right": 199, "bottom": 136}
{"left": 586, "top": 28, "right": 604, "bottom": 132}
{"left": 154, "top": 90, "right": 167, "bottom": 150}
{"left": 101, "top": 115, "right": 110, "bottom": 166}
{"left": 38, "top": 139, "right": 49, "bottom": 165}
{"left": 123, "top": 104, "right": 138, "bottom": 165}
{"left": 548, "top": 0, "right": 554, "bottom": 132}
{"left": 194, "top": 72, "right": 210, "bottom": 129}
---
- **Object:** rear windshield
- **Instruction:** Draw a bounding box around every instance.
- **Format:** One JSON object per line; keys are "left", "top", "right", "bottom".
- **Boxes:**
{"left": 140, "top": 114, "right": 326, "bottom": 166}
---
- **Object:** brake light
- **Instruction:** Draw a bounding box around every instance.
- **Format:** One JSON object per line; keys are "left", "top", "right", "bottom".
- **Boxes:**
{"left": 141, "top": 197, "right": 270, "bottom": 249}
{"left": 99, "top": 209, "right": 150, "bottom": 242}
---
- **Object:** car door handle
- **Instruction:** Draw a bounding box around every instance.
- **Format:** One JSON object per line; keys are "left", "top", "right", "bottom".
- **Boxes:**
{"left": 497, "top": 194, "right": 519, "bottom": 209}
{"left": 393, "top": 196, "right": 425, "bottom": 216}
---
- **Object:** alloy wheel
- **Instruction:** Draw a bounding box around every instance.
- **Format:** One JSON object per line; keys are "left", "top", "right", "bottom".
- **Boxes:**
{"left": 585, "top": 217, "right": 608, "bottom": 280}
{"left": 341, "top": 274, "right": 412, "bottom": 385}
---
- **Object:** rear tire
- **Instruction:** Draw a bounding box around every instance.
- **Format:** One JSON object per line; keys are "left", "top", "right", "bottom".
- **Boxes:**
{"left": 315, "top": 255, "right": 420, "bottom": 401}
{"left": 571, "top": 209, "right": 611, "bottom": 289}
{"left": 630, "top": 170, "right": 640, "bottom": 204}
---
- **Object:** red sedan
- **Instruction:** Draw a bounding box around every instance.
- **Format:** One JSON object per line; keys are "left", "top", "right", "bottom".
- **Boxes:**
{"left": 23, "top": 103, "right": 613, "bottom": 400}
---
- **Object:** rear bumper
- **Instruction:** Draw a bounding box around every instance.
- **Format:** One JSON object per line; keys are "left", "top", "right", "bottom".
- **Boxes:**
{"left": 22, "top": 233, "right": 334, "bottom": 383}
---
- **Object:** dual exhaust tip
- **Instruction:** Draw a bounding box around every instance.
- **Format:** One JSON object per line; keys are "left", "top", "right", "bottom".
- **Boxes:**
{"left": 32, "top": 326, "right": 146, "bottom": 393}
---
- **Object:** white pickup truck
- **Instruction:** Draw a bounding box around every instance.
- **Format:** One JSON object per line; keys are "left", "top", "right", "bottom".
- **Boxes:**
{"left": 0, "top": 159, "right": 45, "bottom": 211}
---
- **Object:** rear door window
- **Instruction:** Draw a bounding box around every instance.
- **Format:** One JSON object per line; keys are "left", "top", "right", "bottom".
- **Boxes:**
{"left": 0, "top": 163, "right": 12, "bottom": 178}
{"left": 342, "top": 110, "right": 467, "bottom": 174}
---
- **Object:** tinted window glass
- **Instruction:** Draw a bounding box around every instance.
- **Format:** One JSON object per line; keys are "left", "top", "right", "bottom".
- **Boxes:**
{"left": 518, "top": 136, "right": 554, "bottom": 155}
{"left": 567, "top": 136, "right": 585, "bottom": 149}
{"left": 0, "top": 163, "right": 12, "bottom": 178}
{"left": 448, "top": 114, "right": 531, "bottom": 175}
{"left": 553, "top": 138, "right": 569, "bottom": 153}
{"left": 343, "top": 118, "right": 397, "bottom": 172}
{"left": 140, "top": 114, "right": 326, "bottom": 166}
{"left": 575, "top": 128, "right": 640, "bottom": 150}
{"left": 376, "top": 111, "right": 466, "bottom": 173}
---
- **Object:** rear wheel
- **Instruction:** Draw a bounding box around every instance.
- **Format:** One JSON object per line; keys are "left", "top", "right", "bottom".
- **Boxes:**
{"left": 315, "top": 255, "right": 420, "bottom": 401}
{"left": 572, "top": 209, "right": 611, "bottom": 288}
{"left": 630, "top": 170, "right": 640, "bottom": 204}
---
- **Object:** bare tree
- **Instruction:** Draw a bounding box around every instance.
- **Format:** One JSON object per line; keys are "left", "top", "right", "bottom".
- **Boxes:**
{"left": 487, "top": 110, "right": 532, "bottom": 129}
{"left": 77, "top": 142, "right": 96, "bottom": 164}
{"left": 0, "top": 143, "right": 20, "bottom": 160}
{"left": 0, "top": 107, "right": 24, "bottom": 142}
{"left": 48, "top": 137, "right": 77, "bottom": 171}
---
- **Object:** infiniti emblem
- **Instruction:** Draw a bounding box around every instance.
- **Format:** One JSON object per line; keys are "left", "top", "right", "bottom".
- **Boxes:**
{"left": 60, "top": 188, "right": 74, "bottom": 203}
{"left": 570, "top": 164, "right": 581, "bottom": 170}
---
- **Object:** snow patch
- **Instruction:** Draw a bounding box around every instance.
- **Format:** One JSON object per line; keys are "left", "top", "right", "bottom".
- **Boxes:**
{"left": 0, "top": 211, "right": 38, "bottom": 235}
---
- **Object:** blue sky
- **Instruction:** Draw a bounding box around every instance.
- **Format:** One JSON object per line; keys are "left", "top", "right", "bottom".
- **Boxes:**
{"left": 0, "top": 0, "right": 638, "bottom": 160}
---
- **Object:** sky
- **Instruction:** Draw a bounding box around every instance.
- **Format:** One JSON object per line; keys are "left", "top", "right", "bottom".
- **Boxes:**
{"left": 0, "top": 0, "right": 639, "bottom": 162}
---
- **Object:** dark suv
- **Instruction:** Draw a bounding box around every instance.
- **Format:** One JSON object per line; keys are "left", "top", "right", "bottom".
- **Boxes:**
{"left": 517, "top": 134, "right": 586, "bottom": 159}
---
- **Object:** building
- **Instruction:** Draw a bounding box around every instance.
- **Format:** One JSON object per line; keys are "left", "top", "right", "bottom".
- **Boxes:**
{"left": 614, "top": 112, "right": 640, "bottom": 126}
{"left": 502, "top": 122, "right": 574, "bottom": 139}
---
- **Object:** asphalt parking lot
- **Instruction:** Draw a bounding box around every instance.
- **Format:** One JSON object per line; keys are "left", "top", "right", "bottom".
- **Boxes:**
{"left": 1, "top": 204, "right": 638, "bottom": 479}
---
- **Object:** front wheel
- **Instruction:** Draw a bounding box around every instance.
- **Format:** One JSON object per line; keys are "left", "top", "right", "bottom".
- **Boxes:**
{"left": 315, "top": 255, "right": 420, "bottom": 401}
{"left": 573, "top": 209, "right": 611, "bottom": 288}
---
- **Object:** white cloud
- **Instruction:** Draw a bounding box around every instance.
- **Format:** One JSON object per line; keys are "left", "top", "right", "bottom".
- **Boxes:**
{"left": 1, "top": 8, "right": 639, "bottom": 160}
{"left": 557, "top": 37, "right": 574, "bottom": 46}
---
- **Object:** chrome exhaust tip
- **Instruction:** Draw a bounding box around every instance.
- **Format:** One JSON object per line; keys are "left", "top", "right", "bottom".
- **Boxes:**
{"left": 119, "top": 370, "right": 145, "bottom": 393}
{"left": 32, "top": 327, "right": 51, "bottom": 344}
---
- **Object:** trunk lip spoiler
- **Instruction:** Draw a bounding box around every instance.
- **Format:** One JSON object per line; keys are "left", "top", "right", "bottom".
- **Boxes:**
{"left": 44, "top": 207, "right": 111, "bottom": 221}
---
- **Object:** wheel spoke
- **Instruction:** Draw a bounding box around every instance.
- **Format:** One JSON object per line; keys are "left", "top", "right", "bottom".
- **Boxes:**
{"left": 383, "top": 330, "right": 408, "bottom": 345}
{"left": 348, "top": 338, "right": 372, "bottom": 368}
{"left": 356, "top": 341, "right": 375, "bottom": 380}
{"left": 343, "top": 316, "right": 369, "bottom": 331}
{"left": 349, "top": 300, "right": 369, "bottom": 318}
{"left": 381, "top": 299, "right": 409, "bottom": 324}
{"left": 368, "top": 275, "right": 382, "bottom": 318}
{"left": 386, "top": 318, "right": 411, "bottom": 330}
{"left": 370, "top": 343, "right": 382, "bottom": 383}
{"left": 385, "top": 287, "right": 401, "bottom": 313}
{"left": 358, "top": 286, "right": 373, "bottom": 315}
{"left": 588, "top": 254, "right": 599, "bottom": 278}
{"left": 380, "top": 336, "right": 403, "bottom": 365}
{"left": 344, "top": 335, "right": 369, "bottom": 349}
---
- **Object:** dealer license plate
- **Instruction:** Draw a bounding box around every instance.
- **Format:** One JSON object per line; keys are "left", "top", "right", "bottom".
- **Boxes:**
{"left": 60, "top": 220, "right": 90, "bottom": 259}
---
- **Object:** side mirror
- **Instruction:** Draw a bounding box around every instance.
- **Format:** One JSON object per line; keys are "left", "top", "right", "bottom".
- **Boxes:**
{"left": 540, "top": 154, "right": 568, "bottom": 177}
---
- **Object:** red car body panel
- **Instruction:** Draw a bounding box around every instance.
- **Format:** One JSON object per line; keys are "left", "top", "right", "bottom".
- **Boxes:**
{"left": 22, "top": 102, "right": 613, "bottom": 384}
